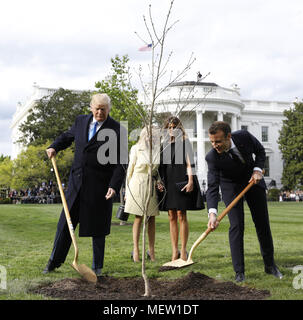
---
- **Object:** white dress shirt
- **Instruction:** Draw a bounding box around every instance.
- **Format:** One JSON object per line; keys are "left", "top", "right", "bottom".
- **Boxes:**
{"left": 88, "top": 118, "right": 103, "bottom": 139}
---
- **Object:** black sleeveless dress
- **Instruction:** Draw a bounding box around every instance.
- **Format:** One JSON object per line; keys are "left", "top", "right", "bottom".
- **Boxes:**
{"left": 159, "top": 139, "right": 204, "bottom": 211}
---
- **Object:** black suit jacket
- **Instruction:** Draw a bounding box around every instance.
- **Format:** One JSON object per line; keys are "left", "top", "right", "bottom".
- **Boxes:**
{"left": 50, "top": 114, "right": 127, "bottom": 236}
{"left": 205, "top": 130, "right": 266, "bottom": 211}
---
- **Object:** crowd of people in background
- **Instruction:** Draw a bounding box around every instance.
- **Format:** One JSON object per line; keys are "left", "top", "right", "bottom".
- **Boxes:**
{"left": 8, "top": 181, "right": 61, "bottom": 204}
{"left": 279, "top": 190, "right": 303, "bottom": 202}
{"left": 6, "top": 185, "right": 303, "bottom": 204}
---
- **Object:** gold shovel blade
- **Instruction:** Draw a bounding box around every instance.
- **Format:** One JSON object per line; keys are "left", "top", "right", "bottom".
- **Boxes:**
{"left": 72, "top": 262, "right": 97, "bottom": 283}
{"left": 162, "top": 258, "right": 195, "bottom": 268}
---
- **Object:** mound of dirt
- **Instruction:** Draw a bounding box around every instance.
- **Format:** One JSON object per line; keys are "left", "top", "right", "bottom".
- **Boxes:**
{"left": 33, "top": 272, "right": 270, "bottom": 300}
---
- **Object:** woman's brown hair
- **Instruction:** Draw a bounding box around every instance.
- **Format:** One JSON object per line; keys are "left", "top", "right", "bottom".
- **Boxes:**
{"left": 163, "top": 116, "right": 187, "bottom": 140}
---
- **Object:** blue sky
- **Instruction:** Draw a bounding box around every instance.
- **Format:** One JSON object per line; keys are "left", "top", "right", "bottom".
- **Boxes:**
{"left": 1, "top": 0, "right": 302, "bottom": 156}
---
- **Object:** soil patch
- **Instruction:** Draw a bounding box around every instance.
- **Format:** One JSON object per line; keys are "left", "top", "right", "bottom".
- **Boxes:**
{"left": 32, "top": 272, "right": 270, "bottom": 300}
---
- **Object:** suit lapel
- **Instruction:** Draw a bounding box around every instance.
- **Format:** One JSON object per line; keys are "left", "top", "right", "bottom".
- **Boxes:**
{"left": 83, "top": 114, "right": 93, "bottom": 144}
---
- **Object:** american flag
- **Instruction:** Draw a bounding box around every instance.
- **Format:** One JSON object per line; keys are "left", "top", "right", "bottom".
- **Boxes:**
{"left": 138, "top": 43, "right": 152, "bottom": 51}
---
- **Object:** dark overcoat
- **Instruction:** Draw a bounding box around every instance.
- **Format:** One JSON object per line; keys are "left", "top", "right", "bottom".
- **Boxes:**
{"left": 205, "top": 130, "right": 267, "bottom": 210}
{"left": 49, "top": 114, "right": 127, "bottom": 237}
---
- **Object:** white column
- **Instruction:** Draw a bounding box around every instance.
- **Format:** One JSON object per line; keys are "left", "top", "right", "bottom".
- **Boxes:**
{"left": 231, "top": 114, "right": 238, "bottom": 131}
{"left": 217, "top": 111, "right": 223, "bottom": 121}
{"left": 196, "top": 110, "right": 205, "bottom": 184}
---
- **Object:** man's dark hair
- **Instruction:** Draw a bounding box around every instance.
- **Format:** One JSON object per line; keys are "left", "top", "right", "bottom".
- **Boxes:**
{"left": 208, "top": 121, "right": 231, "bottom": 137}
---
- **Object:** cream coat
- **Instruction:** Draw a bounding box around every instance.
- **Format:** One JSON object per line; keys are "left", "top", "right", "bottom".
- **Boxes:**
{"left": 124, "top": 144, "right": 160, "bottom": 216}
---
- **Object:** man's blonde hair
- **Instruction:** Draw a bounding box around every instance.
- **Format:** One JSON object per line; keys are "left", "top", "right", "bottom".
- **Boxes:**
{"left": 90, "top": 93, "right": 111, "bottom": 110}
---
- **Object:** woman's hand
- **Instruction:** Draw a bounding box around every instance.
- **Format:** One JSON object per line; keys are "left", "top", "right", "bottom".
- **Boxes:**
{"left": 181, "top": 180, "right": 193, "bottom": 193}
{"left": 157, "top": 182, "right": 164, "bottom": 192}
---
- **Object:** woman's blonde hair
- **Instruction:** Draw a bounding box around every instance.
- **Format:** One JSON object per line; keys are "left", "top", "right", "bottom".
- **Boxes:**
{"left": 137, "top": 126, "right": 160, "bottom": 149}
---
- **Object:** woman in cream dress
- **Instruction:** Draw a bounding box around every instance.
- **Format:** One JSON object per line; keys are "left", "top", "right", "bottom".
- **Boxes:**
{"left": 124, "top": 127, "right": 161, "bottom": 262}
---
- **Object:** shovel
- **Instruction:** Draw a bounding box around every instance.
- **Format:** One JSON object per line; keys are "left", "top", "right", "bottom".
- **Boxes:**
{"left": 161, "top": 180, "right": 255, "bottom": 270}
{"left": 51, "top": 157, "right": 97, "bottom": 283}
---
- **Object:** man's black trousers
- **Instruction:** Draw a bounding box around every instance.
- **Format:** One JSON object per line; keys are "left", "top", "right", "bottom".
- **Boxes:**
{"left": 223, "top": 184, "right": 274, "bottom": 273}
{"left": 49, "top": 193, "right": 105, "bottom": 270}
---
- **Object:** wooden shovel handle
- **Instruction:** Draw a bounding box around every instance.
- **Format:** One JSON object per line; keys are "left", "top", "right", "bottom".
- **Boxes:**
{"left": 217, "top": 179, "right": 255, "bottom": 223}
{"left": 51, "top": 157, "right": 79, "bottom": 262}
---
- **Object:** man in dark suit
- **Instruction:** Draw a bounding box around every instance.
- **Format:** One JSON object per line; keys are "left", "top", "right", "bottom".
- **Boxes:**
{"left": 205, "top": 121, "right": 282, "bottom": 282}
{"left": 43, "top": 93, "right": 127, "bottom": 276}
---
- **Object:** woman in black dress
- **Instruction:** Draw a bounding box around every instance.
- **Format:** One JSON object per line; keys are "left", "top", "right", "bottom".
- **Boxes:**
{"left": 158, "top": 116, "right": 204, "bottom": 261}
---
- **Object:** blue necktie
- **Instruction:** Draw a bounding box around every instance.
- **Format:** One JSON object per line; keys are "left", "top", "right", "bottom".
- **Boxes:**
{"left": 88, "top": 121, "right": 98, "bottom": 141}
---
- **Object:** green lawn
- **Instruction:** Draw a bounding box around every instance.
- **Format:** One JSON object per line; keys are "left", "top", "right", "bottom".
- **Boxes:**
{"left": 0, "top": 202, "right": 302, "bottom": 300}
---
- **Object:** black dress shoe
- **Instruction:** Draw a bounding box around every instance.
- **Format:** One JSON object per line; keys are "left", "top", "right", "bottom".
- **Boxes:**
{"left": 235, "top": 272, "right": 245, "bottom": 282}
{"left": 265, "top": 265, "right": 283, "bottom": 279}
{"left": 42, "top": 259, "right": 61, "bottom": 274}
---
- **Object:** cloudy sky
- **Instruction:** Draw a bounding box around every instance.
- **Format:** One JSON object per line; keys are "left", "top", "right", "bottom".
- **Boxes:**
{"left": 1, "top": 0, "right": 302, "bottom": 156}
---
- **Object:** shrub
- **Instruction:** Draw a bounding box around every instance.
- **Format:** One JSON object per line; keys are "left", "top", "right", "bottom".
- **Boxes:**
{"left": 0, "top": 198, "right": 12, "bottom": 204}
{"left": 267, "top": 188, "right": 280, "bottom": 201}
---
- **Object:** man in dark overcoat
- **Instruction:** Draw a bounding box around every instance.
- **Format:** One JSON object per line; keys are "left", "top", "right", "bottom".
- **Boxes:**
{"left": 205, "top": 121, "right": 282, "bottom": 282}
{"left": 43, "top": 93, "right": 127, "bottom": 276}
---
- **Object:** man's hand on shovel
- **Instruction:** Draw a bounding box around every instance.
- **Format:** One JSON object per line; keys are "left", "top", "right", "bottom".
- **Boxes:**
{"left": 208, "top": 212, "right": 219, "bottom": 230}
{"left": 249, "top": 170, "right": 263, "bottom": 184}
{"left": 207, "top": 171, "right": 263, "bottom": 231}
{"left": 46, "top": 148, "right": 56, "bottom": 159}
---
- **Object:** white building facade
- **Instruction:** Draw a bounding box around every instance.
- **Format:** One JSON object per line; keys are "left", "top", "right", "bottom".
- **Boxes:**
{"left": 11, "top": 84, "right": 58, "bottom": 159}
{"left": 11, "top": 82, "right": 291, "bottom": 189}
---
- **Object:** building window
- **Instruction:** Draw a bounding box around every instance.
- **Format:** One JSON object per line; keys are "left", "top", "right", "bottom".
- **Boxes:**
{"left": 241, "top": 125, "right": 248, "bottom": 131}
{"left": 261, "top": 126, "right": 268, "bottom": 142}
{"left": 264, "top": 156, "right": 270, "bottom": 177}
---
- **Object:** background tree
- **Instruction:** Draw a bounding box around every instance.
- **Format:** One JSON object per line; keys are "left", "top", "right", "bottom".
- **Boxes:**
{"left": 278, "top": 102, "right": 303, "bottom": 190}
{"left": 17, "top": 88, "right": 91, "bottom": 147}
{"left": 11, "top": 142, "right": 73, "bottom": 190}
{"left": 95, "top": 54, "right": 146, "bottom": 149}
{"left": 18, "top": 56, "right": 144, "bottom": 150}
{"left": 0, "top": 157, "right": 13, "bottom": 189}
{"left": 0, "top": 154, "right": 11, "bottom": 162}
